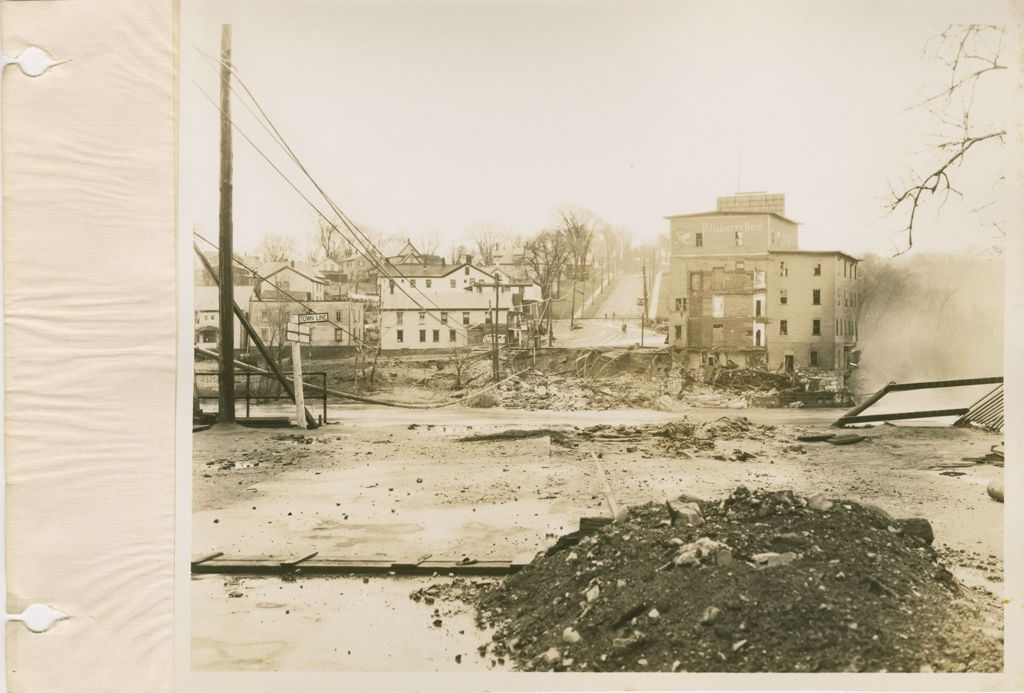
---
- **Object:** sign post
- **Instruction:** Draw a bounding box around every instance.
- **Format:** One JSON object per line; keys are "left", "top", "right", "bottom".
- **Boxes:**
{"left": 287, "top": 315, "right": 321, "bottom": 429}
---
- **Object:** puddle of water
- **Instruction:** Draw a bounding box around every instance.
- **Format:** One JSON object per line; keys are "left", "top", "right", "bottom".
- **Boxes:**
{"left": 192, "top": 575, "right": 508, "bottom": 672}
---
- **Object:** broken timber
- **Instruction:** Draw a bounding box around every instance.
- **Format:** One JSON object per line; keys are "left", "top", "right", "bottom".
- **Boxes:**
{"left": 954, "top": 383, "right": 1004, "bottom": 432}
{"left": 833, "top": 377, "right": 1002, "bottom": 428}
{"left": 190, "top": 555, "right": 531, "bottom": 577}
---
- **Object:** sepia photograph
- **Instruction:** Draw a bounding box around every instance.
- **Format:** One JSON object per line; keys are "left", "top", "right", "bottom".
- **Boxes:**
{"left": 183, "top": 0, "right": 1009, "bottom": 675}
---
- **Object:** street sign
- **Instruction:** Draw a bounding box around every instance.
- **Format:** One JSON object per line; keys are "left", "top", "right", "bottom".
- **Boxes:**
{"left": 286, "top": 330, "right": 311, "bottom": 344}
{"left": 294, "top": 313, "right": 328, "bottom": 324}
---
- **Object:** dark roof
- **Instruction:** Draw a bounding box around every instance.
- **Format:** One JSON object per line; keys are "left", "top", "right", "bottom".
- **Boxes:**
{"left": 769, "top": 250, "right": 861, "bottom": 262}
{"left": 664, "top": 210, "right": 800, "bottom": 225}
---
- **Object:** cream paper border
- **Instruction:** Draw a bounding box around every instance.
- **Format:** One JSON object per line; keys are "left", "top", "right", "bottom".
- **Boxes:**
{"left": 3, "top": 0, "right": 177, "bottom": 691}
{"left": 0, "top": 0, "right": 1020, "bottom": 691}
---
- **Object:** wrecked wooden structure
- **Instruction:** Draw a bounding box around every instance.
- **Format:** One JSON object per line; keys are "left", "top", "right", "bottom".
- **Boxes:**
{"left": 833, "top": 377, "right": 1003, "bottom": 429}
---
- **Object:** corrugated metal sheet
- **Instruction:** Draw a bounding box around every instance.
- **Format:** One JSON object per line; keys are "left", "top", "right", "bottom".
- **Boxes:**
{"left": 955, "top": 384, "right": 1004, "bottom": 432}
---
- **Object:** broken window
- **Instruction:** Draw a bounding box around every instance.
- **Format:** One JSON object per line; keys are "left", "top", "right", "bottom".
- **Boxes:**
{"left": 810, "top": 350, "right": 819, "bottom": 367}
{"left": 712, "top": 323, "right": 724, "bottom": 344}
{"left": 812, "top": 319, "right": 821, "bottom": 336}
{"left": 812, "top": 289, "right": 821, "bottom": 305}
{"left": 780, "top": 320, "right": 788, "bottom": 335}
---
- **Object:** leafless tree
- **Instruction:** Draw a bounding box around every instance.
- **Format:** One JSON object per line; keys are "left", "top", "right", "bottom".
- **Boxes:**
{"left": 256, "top": 233, "right": 298, "bottom": 263}
{"left": 469, "top": 224, "right": 505, "bottom": 265}
{"left": 447, "top": 241, "right": 470, "bottom": 265}
{"left": 314, "top": 217, "right": 347, "bottom": 263}
{"left": 558, "top": 209, "right": 598, "bottom": 327}
{"left": 523, "top": 230, "right": 571, "bottom": 344}
{"left": 888, "top": 24, "right": 1007, "bottom": 253}
{"left": 447, "top": 345, "right": 476, "bottom": 390}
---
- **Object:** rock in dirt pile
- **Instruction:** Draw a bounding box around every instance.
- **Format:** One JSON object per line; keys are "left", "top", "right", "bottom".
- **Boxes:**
{"left": 470, "top": 487, "right": 1002, "bottom": 673}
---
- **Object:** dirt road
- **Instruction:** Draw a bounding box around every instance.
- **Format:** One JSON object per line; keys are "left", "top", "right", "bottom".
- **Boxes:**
{"left": 192, "top": 411, "right": 1003, "bottom": 671}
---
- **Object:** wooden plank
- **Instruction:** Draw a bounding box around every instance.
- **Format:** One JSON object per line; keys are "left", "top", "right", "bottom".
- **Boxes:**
{"left": 191, "top": 558, "right": 521, "bottom": 576}
{"left": 834, "top": 408, "right": 968, "bottom": 425}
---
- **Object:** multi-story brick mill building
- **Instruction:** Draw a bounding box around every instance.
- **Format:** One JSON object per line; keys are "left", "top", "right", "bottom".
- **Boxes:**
{"left": 666, "top": 192, "right": 859, "bottom": 374}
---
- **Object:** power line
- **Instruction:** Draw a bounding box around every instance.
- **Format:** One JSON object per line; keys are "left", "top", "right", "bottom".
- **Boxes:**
{"left": 194, "top": 48, "right": 471, "bottom": 336}
{"left": 193, "top": 231, "right": 376, "bottom": 351}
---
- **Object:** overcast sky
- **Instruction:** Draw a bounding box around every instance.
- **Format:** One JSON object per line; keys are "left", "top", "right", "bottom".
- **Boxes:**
{"left": 180, "top": 0, "right": 1014, "bottom": 259}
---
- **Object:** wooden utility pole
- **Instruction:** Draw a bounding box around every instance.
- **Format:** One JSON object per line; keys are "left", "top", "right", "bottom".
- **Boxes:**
{"left": 641, "top": 258, "right": 648, "bottom": 348}
{"left": 491, "top": 282, "right": 500, "bottom": 381}
{"left": 291, "top": 338, "right": 307, "bottom": 430}
{"left": 217, "top": 24, "right": 236, "bottom": 423}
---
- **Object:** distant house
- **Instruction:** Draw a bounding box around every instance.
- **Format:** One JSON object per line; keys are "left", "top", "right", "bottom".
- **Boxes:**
{"left": 193, "top": 285, "right": 256, "bottom": 351}
{"left": 378, "top": 260, "right": 542, "bottom": 350}
{"left": 253, "top": 260, "right": 327, "bottom": 301}
{"left": 194, "top": 250, "right": 260, "bottom": 287}
{"left": 247, "top": 297, "right": 366, "bottom": 349}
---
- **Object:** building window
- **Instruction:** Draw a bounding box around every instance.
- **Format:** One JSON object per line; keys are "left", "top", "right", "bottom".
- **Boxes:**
{"left": 409, "top": 279, "right": 416, "bottom": 288}
{"left": 780, "top": 261, "right": 788, "bottom": 277}
{"left": 735, "top": 260, "right": 745, "bottom": 270}
{"left": 735, "top": 231, "right": 743, "bottom": 246}
{"left": 814, "top": 263, "right": 821, "bottom": 276}
{"left": 432, "top": 329, "right": 440, "bottom": 343}
{"left": 261, "top": 328, "right": 269, "bottom": 340}
{"left": 812, "top": 289, "right": 821, "bottom": 305}
{"left": 780, "top": 289, "right": 788, "bottom": 305}
{"left": 335, "top": 328, "right": 344, "bottom": 342}
{"left": 674, "top": 325, "right": 682, "bottom": 339}
{"left": 844, "top": 290, "right": 848, "bottom": 307}
{"left": 780, "top": 320, "right": 788, "bottom": 335}
{"left": 682, "top": 298, "right": 688, "bottom": 311}
{"left": 675, "top": 298, "right": 683, "bottom": 312}
{"left": 418, "top": 311, "right": 426, "bottom": 324}
{"left": 485, "top": 312, "right": 492, "bottom": 324}
{"left": 396, "top": 329, "right": 404, "bottom": 343}
{"left": 335, "top": 311, "right": 342, "bottom": 321}
{"left": 754, "top": 270, "right": 766, "bottom": 289}
{"left": 396, "top": 311, "right": 403, "bottom": 325}
{"left": 844, "top": 261, "right": 848, "bottom": 278}
{"left": 462, "top": 311, "right": 470, "bottom": 326}
{"left": 754, "top": 299, "right": 763, "bottom": 317}
{"left": 812, "top": 319, "right": 821, "bottom": 336}
{"left": 389, "top": 280, "right": 395, "bottom": 294}
{"left": 449, "top": 329, "right": 457, "bottom": 342}
{"left": 450, "top": 279, "right": 456, "bottom": 288}
{"left": 810, "top": 350, "right": 819, "bottom": 367}
{"left": 754, "top": 328, "right": 762, "bottom": 347}
{"left": 465, "top": 266, "right": 470, "bottom": 275}
{"left": 690, "top": 272, "right": 702, "bottom": 290}
{"left": 441, "top": 311, "right": 448, "bottom": 325}
{"left": 712, "top": 295, "right": 725, "bottom": 318}
{"left": 419, "top": 329, "right": 426, "bottom": 342}
{"left": 695, "top": 232, "right": 703, "bottom": 247}
{"left": 426, "top": 279, "right": 432, "bottom": 288}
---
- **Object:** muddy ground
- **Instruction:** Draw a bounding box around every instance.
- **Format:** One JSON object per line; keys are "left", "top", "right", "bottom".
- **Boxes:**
{"left": 191, "top": 409, "right": 1003, "bottom": 671}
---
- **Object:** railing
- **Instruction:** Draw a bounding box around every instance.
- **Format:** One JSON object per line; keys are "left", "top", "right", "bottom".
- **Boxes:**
{"left": 195, "top": 371, "right": 329, "bottom": 423}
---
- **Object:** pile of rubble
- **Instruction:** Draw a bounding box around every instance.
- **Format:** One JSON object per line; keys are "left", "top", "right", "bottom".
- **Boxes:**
{"left": 469, "top": 486, "right": 1002, "bottom": 673}
{"left": 493, "top": 373, "right": 654, "bottom": 411}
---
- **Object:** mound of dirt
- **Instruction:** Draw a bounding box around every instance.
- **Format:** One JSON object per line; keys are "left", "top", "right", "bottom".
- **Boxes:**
{"left": 472, "top": 487, "right": 1002, "bottom": 673}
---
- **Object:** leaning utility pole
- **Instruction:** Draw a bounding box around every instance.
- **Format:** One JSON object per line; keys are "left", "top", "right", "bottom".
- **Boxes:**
{"left": 217, "top": 24, "right": 236, "bottom": 424}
